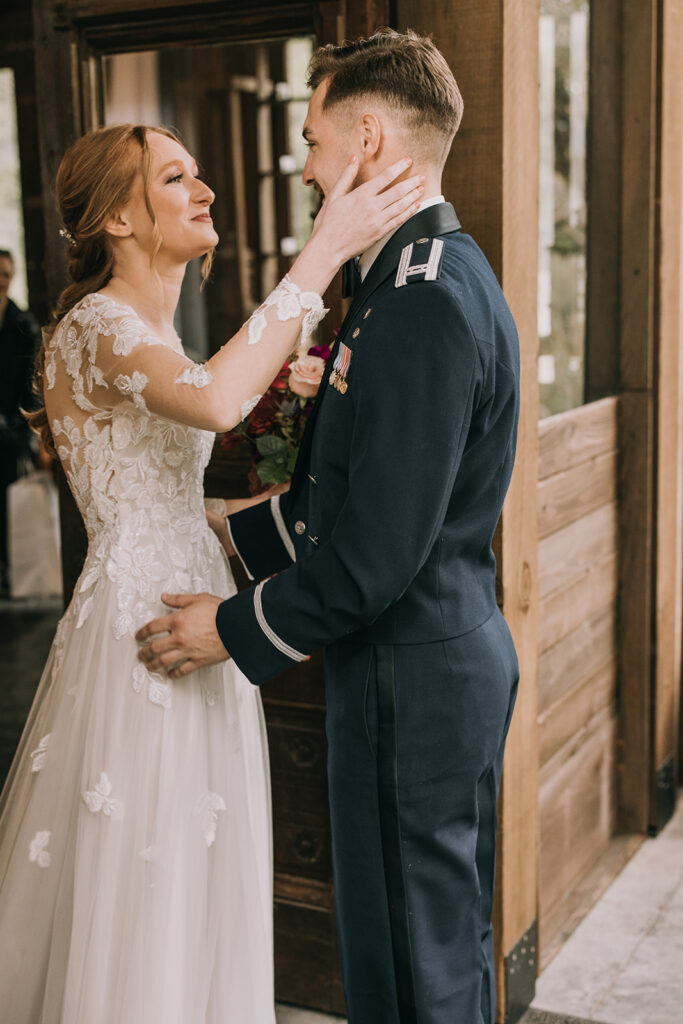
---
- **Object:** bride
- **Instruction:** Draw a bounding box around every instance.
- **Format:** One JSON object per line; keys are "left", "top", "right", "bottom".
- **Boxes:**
{"left": 0, "top": 123, "right": 423, "bottom": 1023}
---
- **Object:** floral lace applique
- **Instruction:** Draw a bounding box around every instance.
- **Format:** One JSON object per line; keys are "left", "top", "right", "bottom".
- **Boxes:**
{"left": 29, "top": 831, "right": 51, "bottom": 867}
{"left": 196, "top": 791, "right": 226, "bottom": 847}
{"left": 203, "top": 690, "right": 219, "bottom": 707}
{"left": 83, "top": 772, "right": 124, "bottom": 821}
{"left": 50, "top": 613, "right": 71, "bottom": 685}
{"left": 176, "top": 364, "right": 213, "bottom": 388}
{"left": 240, "top": 395, "right": 262, "bottom": 420}
{"left": 30, "top": 734, "right": 51, "bottom": 773}
{"left": 132, "top": 664, "right": 172, "bottom": 709}
{"left": 247, "top": 274, "right": 327, "bottom": 346}
{"left": 45, "top": 348, "right": 57, "bottom": 390}
{"left": 113, "top": 371, "right": 149, "bottom": 413}
{"left": 43, "top": 291, "right": 257, "bottom": 646}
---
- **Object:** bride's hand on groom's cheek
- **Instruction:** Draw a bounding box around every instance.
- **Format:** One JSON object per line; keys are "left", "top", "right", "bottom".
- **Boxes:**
{"left": 313, "top": 156, "right": 425, "bottom": 263}
{"left": 135, "top": 593, "right": 230, "bottom": 678}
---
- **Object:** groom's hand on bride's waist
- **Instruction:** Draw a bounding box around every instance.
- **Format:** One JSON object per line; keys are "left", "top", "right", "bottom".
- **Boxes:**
{"left": 135, "top": 593, "right": 229, "bottom": 678}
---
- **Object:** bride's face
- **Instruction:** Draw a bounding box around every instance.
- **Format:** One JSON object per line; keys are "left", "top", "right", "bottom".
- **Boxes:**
{"left": 119, "top": 132, "right": 218, "bottom": 262}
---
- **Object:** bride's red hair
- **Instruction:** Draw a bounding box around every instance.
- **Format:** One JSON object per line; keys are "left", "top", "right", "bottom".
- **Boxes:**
{"left": 27, "top": 124, "right": 214, "bottom": 454}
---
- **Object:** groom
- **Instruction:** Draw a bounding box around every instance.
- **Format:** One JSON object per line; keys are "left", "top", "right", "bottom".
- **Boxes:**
{"left": 138, "top": 30, "right": 520, "bottom": 1024}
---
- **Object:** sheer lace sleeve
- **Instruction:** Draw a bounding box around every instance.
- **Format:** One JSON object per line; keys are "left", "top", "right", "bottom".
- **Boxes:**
{"left": 51, "top": 279, "right": 327, "bottom": 431}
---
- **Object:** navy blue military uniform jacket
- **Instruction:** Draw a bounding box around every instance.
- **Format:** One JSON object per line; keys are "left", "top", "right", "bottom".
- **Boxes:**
{"left": 215, "top": 203, "right": 520, "bottom": 683}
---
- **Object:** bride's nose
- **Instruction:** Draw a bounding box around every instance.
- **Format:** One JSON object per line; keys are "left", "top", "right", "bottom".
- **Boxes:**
{"left": 194, "top": 178, "right": 215, "bottom": 205}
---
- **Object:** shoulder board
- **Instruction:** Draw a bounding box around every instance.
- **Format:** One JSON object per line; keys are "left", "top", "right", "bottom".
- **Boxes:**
{"left": 395, "top": 237, "right": 445, "bottom": 288}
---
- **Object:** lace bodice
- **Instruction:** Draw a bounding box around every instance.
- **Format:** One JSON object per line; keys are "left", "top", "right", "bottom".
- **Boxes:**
{"left": 44, "top": 282, "right": 326, "bottom": 642}
{"left": 45, "top": 293, "right": 219, "bottom": 639}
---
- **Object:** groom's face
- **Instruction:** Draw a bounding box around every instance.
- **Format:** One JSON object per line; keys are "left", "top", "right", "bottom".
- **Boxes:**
{"left": 302, "top": 81, "right": 359, "bottom": 199}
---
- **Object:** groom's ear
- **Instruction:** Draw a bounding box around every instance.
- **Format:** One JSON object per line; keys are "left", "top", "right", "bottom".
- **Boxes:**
{"left": 104, "top": 208, "right": 133, "bottom": 239}
{"left": 357, "top": 111, "right": 382, "bottom": 160}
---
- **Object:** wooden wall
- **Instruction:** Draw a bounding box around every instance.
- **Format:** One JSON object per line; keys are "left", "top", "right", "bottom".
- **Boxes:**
{"left": 536, "top": 397, "right": 625, "bottom": 964}
{"left": 535, "top": 368, "right": 683, "bottom": 965}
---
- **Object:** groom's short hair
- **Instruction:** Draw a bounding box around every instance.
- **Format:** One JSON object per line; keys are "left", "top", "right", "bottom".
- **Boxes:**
{"left": 307, "top": 30, "right": 463, "bottom": 150}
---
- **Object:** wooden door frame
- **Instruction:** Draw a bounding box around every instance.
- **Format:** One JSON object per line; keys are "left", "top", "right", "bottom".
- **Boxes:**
{"left": 587, "top": 0, "right": 683, "bottom": 835}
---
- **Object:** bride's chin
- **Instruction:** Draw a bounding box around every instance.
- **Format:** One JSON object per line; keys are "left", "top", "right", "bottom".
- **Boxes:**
{"left": 202, "top": 229, "right": 219, "bottom": 250}
{"left": 185, "top": 237, "right": 219, "bottom": 260}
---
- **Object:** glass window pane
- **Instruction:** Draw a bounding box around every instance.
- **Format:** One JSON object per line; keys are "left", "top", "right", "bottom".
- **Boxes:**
{"left": 538, "top": 0, "right": 590, "bottom": 418}
{"left": 0, "top": 68, "right": 28, "bottom": 308}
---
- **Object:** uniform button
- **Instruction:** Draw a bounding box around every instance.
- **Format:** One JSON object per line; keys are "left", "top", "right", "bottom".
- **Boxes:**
{"left": 352, "top": 327, "right": 360, "bottom": 339}
{"left": 416, "top": 237, "right": 429, "bottom": 244}
{"left": 294, "top": 520, "right": 306, "bottom": 535}
{"left": 364, "top": 307, "right": 372, "bottom": 319}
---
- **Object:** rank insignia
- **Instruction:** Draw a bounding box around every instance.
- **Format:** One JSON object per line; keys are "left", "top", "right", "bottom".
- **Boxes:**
{"left": 329, "top": 341, "right": 352, "bottom": 393}
{"left": 395, "top": 238, "right": 445, "bottom": 287}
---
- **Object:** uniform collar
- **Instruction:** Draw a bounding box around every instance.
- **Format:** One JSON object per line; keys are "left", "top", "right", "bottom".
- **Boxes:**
{"left": 346, "top": 202, "right": 461, "bottom": 320}
{"left": 358, "top": 195, "right": 446, "bottom": 282}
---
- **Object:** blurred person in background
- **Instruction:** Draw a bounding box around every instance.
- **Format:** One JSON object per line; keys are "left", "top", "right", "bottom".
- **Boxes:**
{"left": 0, "top": 249, "right": 40, "bottom": 595}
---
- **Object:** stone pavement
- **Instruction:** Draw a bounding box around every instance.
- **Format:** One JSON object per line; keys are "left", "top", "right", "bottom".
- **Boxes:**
{"left": 530, "top": 793, "right": 683, "bottom": 1024}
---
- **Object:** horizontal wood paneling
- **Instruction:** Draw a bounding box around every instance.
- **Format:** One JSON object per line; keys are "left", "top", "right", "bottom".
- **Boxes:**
{"left": 538, "top": 449, "right": 617, "bottom": 539}
{"left": 538, "top": 605, "right": 616, "bottom": 714}
{"left": 538, "top": 397, "right": 618, "bottom": 479}
{"left": 537, "top": 397, "right": 621, "bottom": 963}
{"left": 539, "top": 661, "right": 616, "bottom": 768}
{"left": 539, "top": 551, "right": 617, "bottom": 653}
{"left": 538, "top": 502, "right": 617, "bottom": 601}
{"left": 539, "top": 714, "right": 616, "bottom": 942}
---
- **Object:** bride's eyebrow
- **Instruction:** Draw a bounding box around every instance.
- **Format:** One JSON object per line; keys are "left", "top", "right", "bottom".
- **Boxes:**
{"left": 157, "top": 159, "right": 199, "bottom": 177}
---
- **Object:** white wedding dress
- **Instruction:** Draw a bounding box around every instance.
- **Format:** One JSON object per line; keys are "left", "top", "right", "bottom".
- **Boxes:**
{"left": 0, "top": 291, "right": 290, "bottom": 1023}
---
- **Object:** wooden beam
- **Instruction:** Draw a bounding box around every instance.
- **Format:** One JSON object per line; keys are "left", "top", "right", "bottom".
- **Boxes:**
{"left": 585, "top": 0, "right": 621, "bottom": 401}
{"left": 616, "top": 0, "right": 658, "bottom": 834}
{"left": 396, "top": 3, "right": 539, "bottom": 1020}
{"left": 616, "top": 0, "right": 683, "bottom": 834}
{"left": 653, "top": 0, "right": 683, "bottom": 820}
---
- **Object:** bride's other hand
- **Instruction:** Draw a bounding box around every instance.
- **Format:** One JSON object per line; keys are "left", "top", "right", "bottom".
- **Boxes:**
{"left": 205, "top": 508, "right": 235, "bottom": 557}
{"left": 204, "top": 482, "right": 290, "bottom": 557}
{"left": 310, "top": 156, "right": 425, "bottom": 265}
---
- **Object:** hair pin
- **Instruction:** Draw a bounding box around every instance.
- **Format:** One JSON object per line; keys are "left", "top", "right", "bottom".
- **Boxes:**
{"left": 59, "top": 226, "right": 76, "bottom": 247}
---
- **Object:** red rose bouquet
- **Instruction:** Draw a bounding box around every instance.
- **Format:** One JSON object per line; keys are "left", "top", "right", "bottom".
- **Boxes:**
{"left": 221, "top": 341, "right": 331, "bottom": 495}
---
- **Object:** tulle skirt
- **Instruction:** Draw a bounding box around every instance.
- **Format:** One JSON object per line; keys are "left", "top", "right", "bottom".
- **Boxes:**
{"left": 0, "top": 560, "right": 275, "bottom": 1023}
